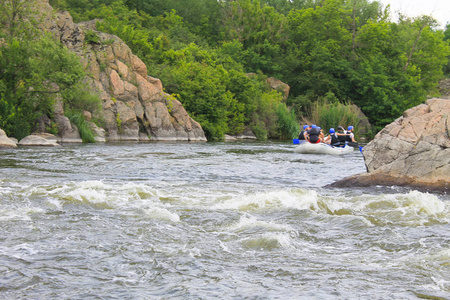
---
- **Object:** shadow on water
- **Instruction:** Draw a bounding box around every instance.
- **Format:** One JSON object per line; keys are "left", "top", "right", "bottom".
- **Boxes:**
{"left": 226, "top": 149, "right": 293, "bottom": 155}
{"left": 0, "top": 159, "right": 21, "bottom": 168}
{"left": 291, "top": 159, "right": 325, "bottom": 164}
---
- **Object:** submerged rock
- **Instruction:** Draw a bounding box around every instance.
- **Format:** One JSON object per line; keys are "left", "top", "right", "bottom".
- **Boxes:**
{"left": 331, "top": 98, "right": 450, "bottom": 192}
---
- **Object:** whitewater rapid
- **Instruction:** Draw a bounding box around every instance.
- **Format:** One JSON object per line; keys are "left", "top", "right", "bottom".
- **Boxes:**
{"left": 0, "top": 142, "right": 448, "bottom": 299}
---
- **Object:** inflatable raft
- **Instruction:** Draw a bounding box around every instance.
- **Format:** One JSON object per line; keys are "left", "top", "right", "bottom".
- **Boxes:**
{"left": 293, "top": 141, "right": 354, "bottom": 155}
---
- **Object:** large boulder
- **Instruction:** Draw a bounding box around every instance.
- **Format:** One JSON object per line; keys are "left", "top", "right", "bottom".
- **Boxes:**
{"left": 331, "top": 98, "right": 450, "bottom": 192}
{"left": 266, "top": 77, "right": 290, "bottom": 100}
{"left": 232, "top": 127, "right": 257, "bottom": 140}
{"left": 0, "top": 129, "right": 17, "bottom": 149}
{"left": 19, "top": 133, "right": 61, "bottom": 147}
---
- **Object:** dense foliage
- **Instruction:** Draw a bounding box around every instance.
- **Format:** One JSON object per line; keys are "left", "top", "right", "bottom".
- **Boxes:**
{"left": 2, "top": 0, "right": 450, "bottom": 141}
{"left": 0, "top": 0, "right": 101, "bottom": 140}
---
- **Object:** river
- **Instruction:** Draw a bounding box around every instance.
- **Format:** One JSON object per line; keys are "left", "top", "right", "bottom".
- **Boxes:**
{"left": 0, "top": 141, "right": 449, "bottom": 299}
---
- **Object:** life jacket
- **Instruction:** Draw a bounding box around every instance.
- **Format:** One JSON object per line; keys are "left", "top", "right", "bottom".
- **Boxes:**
{"left": 298, "top": 130, "right": 306, "bottom": 140}
{"left": 307, "top": 128, "right": 320, "bottom": 143}
{"left": 330, "top": 133, "right": 340, "bottom": 146}
{"left": 337, "top": 131, "right": 347, "bottom": 146}
{"left": 346, "top": 132, "right": 354, "bottom": 142}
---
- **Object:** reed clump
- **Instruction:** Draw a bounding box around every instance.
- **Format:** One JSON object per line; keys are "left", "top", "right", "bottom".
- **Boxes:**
{"left": 303, "top": 100, "right": 361, "bottom": 137}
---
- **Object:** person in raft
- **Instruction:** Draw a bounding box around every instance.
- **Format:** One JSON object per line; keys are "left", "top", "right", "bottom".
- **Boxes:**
{"left": 336, "top": 126, "right": 348, "bottom": 147}
{"left": 298, "top": 125, "right": 309, "bottom": 140}
{"left": 318, "top": 126, "right": 325, "bottom": 142}
{"left": 324, "top": 128, "right": 340, "bottom": 147}
{"left": 306, "top": 124, "right": 321, "bottom": 143}
{"left": 346, "top": 126, "right": 356, "bottom": 143}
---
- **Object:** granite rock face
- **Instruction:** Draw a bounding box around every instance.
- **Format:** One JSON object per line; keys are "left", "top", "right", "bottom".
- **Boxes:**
{"left": 39, "top": 1, "right": 206, "bottom": 142}
{"left": 332, "top": 98, "right": 450, "bottom": 192}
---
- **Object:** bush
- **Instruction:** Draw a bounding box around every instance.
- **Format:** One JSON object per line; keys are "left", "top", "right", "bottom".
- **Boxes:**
{"left": 84, "top": 30, "right": 101, "bottom": 44}
{"left": 304, "top": 100, "right": 361, "bottom": 138}
{"left": 66, "top": 110, "right": 96, "bottom": 143}
{"left": 275, "top": 102, "right": 300, "bottom": 139}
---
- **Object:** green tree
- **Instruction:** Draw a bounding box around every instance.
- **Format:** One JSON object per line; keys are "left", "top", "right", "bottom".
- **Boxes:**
{"left": 154, "top": 44, "right": 241, "bottom": 140}
{"left": 0, "top": 0, "right": 99, "bottom": 140}
{"left": 443, "top": 23, "right": 450, "bottom": 77}
{"left": 124, "top": 0, "right": 223, "bottom": 45}
{"left": 352, "top": 16, "right": 449, "bottom": 130}
{"left": 221, "top": 0, "right": 287, "bottom": 74}
{"left": 0, "top": 35, "right": 87, "bottom": 139}
{"left": 285, "top": 0, "right": 355, "bottom": 98}
{"left": 46, "top": 0, "right": 450, "bottom": 139}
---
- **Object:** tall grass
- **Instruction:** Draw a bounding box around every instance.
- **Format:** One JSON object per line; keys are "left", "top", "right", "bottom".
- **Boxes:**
{"left": 303, "top": 100, "right": 361, "bottom": 137}
{"left": 66, "top": 110, "right": 96, "bottom": 143}
{"left": 276, "top": 102, "right": 300, "bottom": 139}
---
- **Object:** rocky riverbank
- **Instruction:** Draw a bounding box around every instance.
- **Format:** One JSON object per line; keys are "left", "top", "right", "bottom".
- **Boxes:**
{"left": 331, "top": 98, "right": 450, "bottom": 192}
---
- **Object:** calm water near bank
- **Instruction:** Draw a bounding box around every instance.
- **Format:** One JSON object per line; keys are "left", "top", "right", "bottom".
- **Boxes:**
{"left": 1, "top": 141, "right": 449, "bottom": 299}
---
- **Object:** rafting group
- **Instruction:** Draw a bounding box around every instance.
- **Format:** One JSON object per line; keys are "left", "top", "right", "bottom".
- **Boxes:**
{"left": 298, "top": 124, "right": 356, "bottom": 146}
{"left": 293, "top": 125, "right": 360, "bottom": 155}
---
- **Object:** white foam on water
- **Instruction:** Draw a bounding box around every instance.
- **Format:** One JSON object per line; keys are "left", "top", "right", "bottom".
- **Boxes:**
{"left": 0, "top": 243, "right": 41, "bottom": 260}
{"left": 321, "top": 190, "right": 449, "bottom": 226}
{"left": 399, "top": 190, "right": 448, "bottom": 217}
{"left": 142, "top": 206, "right": 180, "bottom": 222}
{"left": 240, "top": 232, "right": 294, "bottom": 250}
{"left": 38, "top": 180, "right": 181, "bottom": 222}
{"left": 226, "top": 214, "right": 293, "bottom": 233}
{"left": 0, "top": 208, "right": 32, "bottom": 221}
{"left": 399, "top": 247, "right": 450, "bottom": 293}
{"left": 179, "top": 244, "right": 203, "bottom": 258}
{"left": 0, "top": 202, "right": 45, "bottom": 221}
{"left": 44, "top": 180, "right": 148, "bottom": 205}
{"left": 46, "top": 198, "right": 63, "bottom": 210}
{"left": 218, "top": 240, "right": 231, "bottom": 253}
{"left": 212, "top": 188, "right": 319, "bottom": 212}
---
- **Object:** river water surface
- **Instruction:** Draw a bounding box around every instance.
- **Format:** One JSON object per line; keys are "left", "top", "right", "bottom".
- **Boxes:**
{"left": 0, "top": 142, "right": 449, "bottom": 299}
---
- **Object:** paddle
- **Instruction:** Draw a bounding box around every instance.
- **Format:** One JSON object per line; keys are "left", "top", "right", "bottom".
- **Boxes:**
{"left": 346, "top": 141, "right": 359, "bottom": 148}
{"left": 346, "top": 141, "right": 363, "bottom": 153}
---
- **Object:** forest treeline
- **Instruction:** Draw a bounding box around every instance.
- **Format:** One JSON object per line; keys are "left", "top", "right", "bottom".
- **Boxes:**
{"left": 1, "top": 0, "right": 450, "bottom": 141}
